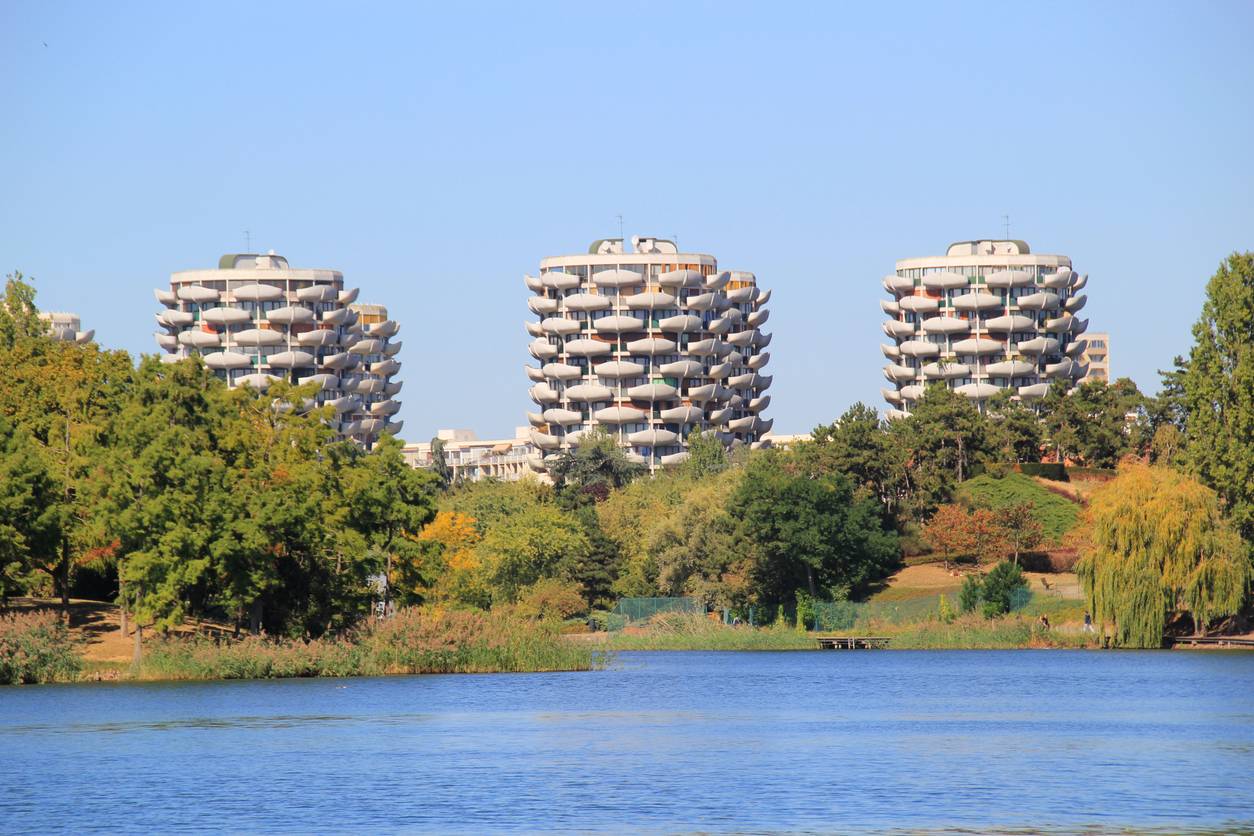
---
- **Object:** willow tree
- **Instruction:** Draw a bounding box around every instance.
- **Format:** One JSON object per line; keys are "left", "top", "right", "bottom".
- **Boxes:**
{"left": 1077, "top": 463, "right": 1250, "bottom": 647}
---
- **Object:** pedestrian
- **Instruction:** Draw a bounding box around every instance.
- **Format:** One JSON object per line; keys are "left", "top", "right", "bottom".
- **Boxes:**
{"left": 1038, "top": 614, "right": 1050, "bottom": 631}
{"left": 1083, "top": 611, "right": 1095, "bottom": 633}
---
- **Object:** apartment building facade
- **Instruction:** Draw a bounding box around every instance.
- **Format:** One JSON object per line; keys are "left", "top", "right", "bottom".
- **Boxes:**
{"left": 403, "top": 428, "right": 543, "bottom": 483}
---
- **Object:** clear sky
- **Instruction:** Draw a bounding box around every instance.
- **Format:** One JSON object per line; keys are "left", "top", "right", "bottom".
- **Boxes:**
{"left": 3, "top": 1, "right": 1252, "bottom": 440}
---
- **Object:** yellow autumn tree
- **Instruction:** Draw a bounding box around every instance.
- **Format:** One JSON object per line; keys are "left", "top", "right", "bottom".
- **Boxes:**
{"left": 412, "top": 511, "right": 489, "bottom": 608}
{"left": 1077, "top": 462, "right": 1251, "bottom": 647}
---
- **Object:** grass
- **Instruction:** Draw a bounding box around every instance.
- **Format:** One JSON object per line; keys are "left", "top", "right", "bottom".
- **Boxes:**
{"left": 957, "top": 472, "right": 1081, "bottom": 541}
{"left": 603, "top": 613, "right": 814, "bottom": 651}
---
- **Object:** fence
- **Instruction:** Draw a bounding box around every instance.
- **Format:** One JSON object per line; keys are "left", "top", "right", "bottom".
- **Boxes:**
{"left": 608, "top": 597, "right": 703, "bottom": 631}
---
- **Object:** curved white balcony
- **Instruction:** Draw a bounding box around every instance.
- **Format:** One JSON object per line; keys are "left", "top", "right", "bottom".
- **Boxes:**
{"left": 899, "top": 296, "right": 938, "bottom": 313}
{"left": 337, "top": 288, "right": 359, "bottom": 305}
{"left": 1018, "top": 383, "right": 1050, "bottom": 398}
{"left": 984, "top": 314, "right": 1035, "bottom": 331}
{"left": 881, "top": 387, "right": 904, "bottom": 405}
{"left": 726, "top": 286, "right": 758, "bottom": 304}
{"left": 627, "top": 382, "right": 678, "bottom": 400}
{"left": 591, "top": 268, "right": 641, "bottom": 288}
{"left": 297, "top": 329, "right": 338, "bottom": 348}
{"left": 531, "top": 431, "right": 561, "bottom": 451}
{"left": 1017, "top": 291, "right": 1060, "bottom": 312}
{"left": 1041, "top": 267, "right": 1073, "bottom": 288}
{"left": 326, "top": 395, "right": 359, "bottom": 413}
{"left": 368, "top": 320, "right": 399, "bottom": 338}
{"left": 370, "top": 359, "right": 401, "bottom": 376}
{"left": 384, "top": 380, "right": 403, "bottom": 396}
{"left": 747, "top": 352, "right": 770, "bottom": 370}
{"left": 321, "top": 308, "right": 348, "bottom": 325}
{"left": 900, "top": 384, "right": 926, "bottom": 400}
{"left": 625, "top": 337, "right": 677, "bottom": 355}
{"left": 688, "top": 338, "right": 729, "bottom": 357}
{"left": 527, "top": 454, "right": 547, "bottom": 472}
{"left": 1064, "top": 294, "right": 1087, "bottom": 313}
{"left": 525, "top": 365, "right": 545, "bottom": 382}
{"left": 1072, "top": 362, "right": 1089, "bottom": 379}
{"left": 1072, "top": 318, "right": 1089, "bottom": 336}
{"left": 746, "top": 309, "right": 770, "bottom": 328}
{"left": 728, "top": 416, "right": 759, "bottom": 433}
{"left": 302, "top": 373, "right": 339, "bottom": 390}
{"left": 349, "top": 338, "right": 384, "bottom": 355}
{"left": 1064, "top": 340, "right": 1086, "bottom": 357}
{"left": 266, "top": 306, "right": 315, "bottom": 325}
{"left": 952, "top": 291, "right": 1001, "bottom": 311}
{"left": 542, "top": 317, "right": 581, "bottom": 335}
{"left": 881, "top": 343, "right": 901, "bottom": 359}
{"left": 177, "top": 285, "right": 219, "bottom": 303}
{"left": 722, "top": 308, "right": 743, "bottom": 324}
{"left": 658, "top": 451, "right": 689, "bottom": 467}
{"left": 542, "top": 362, "right": 582, "bottom": 381}
{"left": 726, "top": 331, "right": 755, "bottom": 348}
{"left": 899, "top": 340, "right": 940, "bottom": 358}
{"left": 154, "top": 288, "right": 177, "bottom": 306}
{"left": 542, "top": 408, "right": 582, "bottom": 425}
{"left": 985, "top": 269, "right": 1034, "bottom": 288}
{"left": 706, "top": 362, "right": 731, "bottom": 379}
{"left": 628, "top": 428, "right": 679, "bottom": 446}
{"left": 203, "top": 351, "right": 251, "bottom": 370}
{"left": 624, "top": 291, "right": 677, "bottom": 309}
{"left": 268, "top": 350, "right": 316, "bottom": 369}
{"left": 381, "top": 420, "right": 403, "bottom": 436}
{"left": 660, "top": 405, "right": 703, "bottom": 423}
{"left": 528, "top": 339, "right": 559, "bottom": 360}
{"left": 955, "top": 382, "right": 1000, "bottom": 399}
{"left": 708, "top": 406, "right": 732, "bottom": 424}
{"left": 952, "top": 337, "right": 1003, "bottom": 354}
{"left": 729, "top": 372, "right": 768, "bottom": 389}
{"left": 529, "top": 383, "right": 560, "bottom": 403}
{"left": 154, "top": 333, "right": 178, "bottom": 350}
{"left": 1071, "top": 272, "right": 1088, "bottom": 291}
{"left": 880, "top": 299, "right": 900, "bottom": 316}
{"left": 921, "top": 362, "right": 968, "bottom": 380}
{"left": 752, "top": 332, "right": 772, "bottom": 348}
{"left": 658, "top": 268, "right": 703, "bottom": 288}
{"left": 339, "top": 420, "right": 361, "bottom": 436}
{"left": 526, "top": 411, "right": 546, "bottom": 426}
{"left": 563, "top": 293, "right": 611, "bottom": 312}
{"left": 343, "top": 310, "right": 359, "bottom": 327}
{"left": 1043, "top": 313, "right": 1075, "bottom": 332}
{"left": 564, "top": 338, "right": 612, "bottom": 357}
{"left": 705, "top": 271, "right": 730, "bottom": 290}
{"left": 296, "top": 285, "right": 336, "bottom": 303}
{"left": 596, "top": 405, "right": 647, "bottom": 424}
{"left": 1044, "top": 358, "right": 1077, "bottom": 378}
{"left": 922, "top": 271, "right": 969, "bottom": 290}
{"left": 541, "top": 271, "right": 581, "bottom": 290}
{"left": 231, "top": 327, "right": 282, "bottom": 346}
{"left": 689, "top": 383, "right": 730, "bottom": 402}
{"left": 157, "top": 309, "right": 195, "bottom": 327}
{"left": 593, "top": 315, "right": 643, "bottom": 333}
{"left": 355, "top": 378, "right": 385, "bottom": 395}
{"left": 358, "top": 418, "right": 386, "bottom": 436}
{"left": 882, "top": 320, "right": 916, "bottom": 339}
{"left": 685, "top": 292, "right": 722, "bottom": 311}
{"left": 748, "top": 395, "right": 771, "bottom": 413}
{"left": 593, "top": 360, "right": 644, "bottom": 378}
{"left": 755, "top": 288, "right": 772, "bottom": 306}
{"left": 525, "top": 321, "right": 544, "bottom": 337}
{"left": 528, "top": 296, "right": 559, "bottom": 315}
{"left": 884, "top": 364, "right": 916, "bottom": 382}
{"left": 383, "top": 342, "right": 401, "bottom": 357}
{"left": 920, "top": 316, "right": 969, "bottom": 336}
{"left": 178, "top": 329, "right": 221, "bottom": 348}
{"left": 985, "top": 359, "right": 1035, "bottom": 376}
{"left": 370, "top": 399, "right": 401, "bottom": 417}
{"left": 882, "top": 274, "right": 914, "bottom": 294}
{"left": 1016, "top": 336, "right": 1059, "bottom": 354}
{"left": 659, "top": 359, "right": 703, "bottom": 377}
{"left": 565, "top": 382, "right": 613, "bottom": 401}
{"left": 322, "top": 352, "right": 357, "bottom": 370}
{"left": 658, "top": 314, "right": 703, "bottom": 333}
{"left": 236, "top": 373, "right": 278, "bottom": 390}
{"left": 524, "top": 274, "right": 544, "bottom": 292}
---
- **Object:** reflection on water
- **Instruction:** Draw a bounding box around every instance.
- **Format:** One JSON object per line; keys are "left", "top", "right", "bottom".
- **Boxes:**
{"left": 1, "top": 651, "right": 1251, "bottom": 834}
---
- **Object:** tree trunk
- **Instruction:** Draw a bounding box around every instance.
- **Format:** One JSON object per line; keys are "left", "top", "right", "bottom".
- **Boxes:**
{"left": 59, "top": 538, "right": 71, "bottom": 623}
{"left": 249, "top": 599, "right": 264, "bottom": 635}
{"left": 806, "top": 564, "right": 817, "bottom": 598}
{"left": 132, "top": 622, "right": 143, "bottom": 668}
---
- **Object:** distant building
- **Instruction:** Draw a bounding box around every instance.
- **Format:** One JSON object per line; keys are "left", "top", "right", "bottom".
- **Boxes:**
{"left": 39, "top": 311, "right": 94, "bottom": 344}
{"left": 881, "top": 239, "right": 1090, "bottom": 417}
{"left": 1077, "top": 332, "right": 1110, "bottom": 382}
{"left": 403, "top": 428, "right": 544, "bottom": 483}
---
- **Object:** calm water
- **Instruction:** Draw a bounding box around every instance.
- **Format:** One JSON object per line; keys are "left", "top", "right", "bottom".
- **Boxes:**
{"left": 1, "top": 651, "right": 1252, "bottom": 834}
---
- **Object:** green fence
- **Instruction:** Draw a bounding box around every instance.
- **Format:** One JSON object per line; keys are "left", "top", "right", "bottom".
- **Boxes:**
{"left": 609, "top": 597, "right": 703, "bottom": 630}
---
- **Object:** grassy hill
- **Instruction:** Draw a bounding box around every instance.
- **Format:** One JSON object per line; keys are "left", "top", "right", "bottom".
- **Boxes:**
{"left": 956, "top": 472, "right": 1081, "bottom": 542}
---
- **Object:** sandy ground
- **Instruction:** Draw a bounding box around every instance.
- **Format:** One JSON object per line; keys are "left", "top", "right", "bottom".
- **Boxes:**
{"left": 875, "top": 564, "right": 1084, "bottom": 601}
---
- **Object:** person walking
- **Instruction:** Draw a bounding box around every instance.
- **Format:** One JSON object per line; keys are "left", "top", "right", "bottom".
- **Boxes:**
{"left": 1083, "top": 611, "right": 1095, "bottom": 633}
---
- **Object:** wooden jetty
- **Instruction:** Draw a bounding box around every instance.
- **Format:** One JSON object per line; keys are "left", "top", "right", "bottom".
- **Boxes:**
{"left": 815, "top": 636, "right": 890, "bottom": 650}
{"left": 1165, "top": 636, "right": 1254, "bottom": 649}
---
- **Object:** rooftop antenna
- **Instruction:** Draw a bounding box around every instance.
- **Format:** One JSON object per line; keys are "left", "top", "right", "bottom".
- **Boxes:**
{"left": 673, "top": 233, "right": 680, "bottom": 252}
{"left": 1002, "top": 214, "right": 1010, "bottom": 240}
{"left": 616, "top": 214, "right": 624, "bottom": 246}
{"left": 244, "top": 229, "right": 252, "bottom": 251}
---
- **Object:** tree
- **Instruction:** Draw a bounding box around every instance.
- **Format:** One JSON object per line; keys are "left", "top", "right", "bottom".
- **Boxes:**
{"left": 985, "top": 391, "right": 1043, "bottom": 463}
{"left": 476, "top": 505, "right": 590, "bottom": 603}
{"left": 890, "top": 386, "right": 992, "bottom": 521}
{"left": 922, "top": 504, "right": 974, "bottom": 569}
{"left": 429, "top": 436, "right": 453, "bottom": 488}
{"left": 801, "top": 402, "right": 908, "bottom": 517}
{"left": 682, "top": 429, "right": 728, "bottom": 478}
{"left": 548, "top": 428, "right": 644, "bottom": 503}
{"left": 998, "top": 503, "right": 1044, "bottom": 566}
{"left": 0, "top": 418, "right": 62, "bottom": 602}
{"left": 978, "top": 560, "right": 1028, "bottom": 617}
{"left": 1076, "top": 463, "right": 1251, "bottom": 647}
{"left": 413, "top": 511, "right": 488, "bottom": 608}
{"left": 732, "top": 451, "right": 898, "bottom": 607}
{"left": 1178, "top": 252, "right": 1254, "bottom": 540}
{"left": 0, "top": 271, "right": 43, "bottom": 350}
{"left": 1040, "top": 378, "right": 1142, "bottom": 467}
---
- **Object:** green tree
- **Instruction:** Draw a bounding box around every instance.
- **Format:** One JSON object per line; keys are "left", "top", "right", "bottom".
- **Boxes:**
{"left": 801, "top": 402, "right": 908, "bottom": 516}
{"left": 1178, "top": 252, "right": 1254, "bottom": 540}
{"left": 891, "top": 386, "right": 992, "bottom": 520}
{"left": 476, "top": 505, "right": 590, "bottom": 603}
{"left": 548, "top": 428, "right": 645, "bottom": 503}
{"left": 1077, "top": 462, "right": 1251, "bottom": 647}
{"left": 985, "top": 391, "right": 1043, "bottom": 463}
{"left": 979, "top": 560, "right": 1028, "bottom": 617}
{"left": 682, "top": 429, "right": 728, "bottom": 478}
{"left": 997, "top": 502, "right": 1044, "bottom": 566}
{"left": 0, "top": 418, "right": 62, "bottom": 601}
{"left": 0, "top": 271, "right": 43, "bottom": 350}
{"left": 1040, "top": 378, "right": 1142, "bottom": 467}
{"left": 429, "top": 436, "right": 453, "bottom": 488}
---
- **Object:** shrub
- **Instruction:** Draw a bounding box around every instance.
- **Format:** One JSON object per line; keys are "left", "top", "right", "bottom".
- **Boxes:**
{"left": 980, "top": 561, "right": 1029, "bottom": 617}
{"left": 0, "top": 611, "right": 83, "bottom": 684}
{"left": 1017, "top": 462, "right": 1068, "bottom": 481}
{"left": 958, "top": 576, "right": 981, "bottom": 614}
{"left": 957, "top": 472, "right": 1081, "bottom": 542}
{"left": 937, "top": 593, "right": 954, "bottom": 623}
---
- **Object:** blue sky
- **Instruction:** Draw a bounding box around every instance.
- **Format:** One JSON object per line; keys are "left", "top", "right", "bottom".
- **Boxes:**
{"left": 2, "top": 1, "right": 1252, "bottom": 439}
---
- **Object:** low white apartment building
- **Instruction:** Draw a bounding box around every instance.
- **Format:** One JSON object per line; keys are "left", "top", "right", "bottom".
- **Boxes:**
{"left": 403, "top": 428, "right": 544, "bottom": 483}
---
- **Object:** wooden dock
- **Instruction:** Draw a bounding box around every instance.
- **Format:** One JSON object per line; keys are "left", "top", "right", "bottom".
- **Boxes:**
{"left": 815, "top": 636, "right": 890, "bottom": 650}
{"left": 1165, "top": 636, "right": 1254, "bottom": 649}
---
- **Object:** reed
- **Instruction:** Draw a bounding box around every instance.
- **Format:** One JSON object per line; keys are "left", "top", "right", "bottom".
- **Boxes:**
{"left": 0, "top": 611, "right": 83, "bottom": 684}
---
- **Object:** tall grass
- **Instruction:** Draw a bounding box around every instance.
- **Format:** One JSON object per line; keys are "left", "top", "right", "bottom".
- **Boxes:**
{"left": 0, "top": 611, "right": 83, "bottom": 684}
{"left": 605, "top": 613, "right": 814, "bottom": 651}
{"left": 142, "top": 607, "right": 602, "bottom": 681}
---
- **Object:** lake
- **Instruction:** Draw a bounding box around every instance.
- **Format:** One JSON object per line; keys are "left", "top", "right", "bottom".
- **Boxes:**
{"left": 1, "top": 650, "right": 1252, "bottom": 833}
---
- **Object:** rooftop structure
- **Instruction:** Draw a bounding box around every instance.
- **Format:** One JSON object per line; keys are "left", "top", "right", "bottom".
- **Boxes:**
{"left": 1077, "top": 332, "right": 1110, "bottom": 382}
{"left": 403, "top": 428, "right": 543, "bottom": 483}
{"left": 39, "top": 311, "right": 94, "bottom": 344}
{"left": 153, "top": 251, "right": 402, "bottom": 446}
{"left": 880, "top": 239, "right": 1089, "bottom": 416}
{"left": 524, "top": 236, "right": 773, "bottom": 472}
